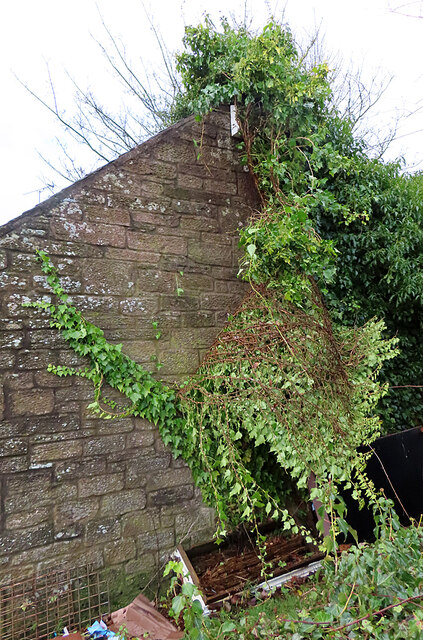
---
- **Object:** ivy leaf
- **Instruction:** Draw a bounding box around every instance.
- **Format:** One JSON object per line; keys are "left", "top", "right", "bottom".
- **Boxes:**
{"left": 246, "top": 243, "right": 256, "bottom": 258}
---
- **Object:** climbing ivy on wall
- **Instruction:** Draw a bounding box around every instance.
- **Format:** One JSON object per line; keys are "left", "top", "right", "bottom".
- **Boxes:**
{"left": 175, "top": 18, "right": 423, "bottom": 433}
{"left": 30, "top": 17, "right": 423, "bottom": 547}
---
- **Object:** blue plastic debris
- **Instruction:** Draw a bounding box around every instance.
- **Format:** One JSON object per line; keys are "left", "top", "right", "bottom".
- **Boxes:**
{"left": 86, "top": 620, "right": 117, "bottom": 638}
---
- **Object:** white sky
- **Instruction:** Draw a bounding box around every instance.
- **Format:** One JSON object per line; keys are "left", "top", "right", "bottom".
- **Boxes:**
{"left": 1, "top": 0, "right": 422, "bottom": 225}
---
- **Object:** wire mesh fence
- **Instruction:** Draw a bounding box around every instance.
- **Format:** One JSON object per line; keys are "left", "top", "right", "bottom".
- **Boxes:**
{"left": 0, "top": 565, "right": 109, "bottom": 640}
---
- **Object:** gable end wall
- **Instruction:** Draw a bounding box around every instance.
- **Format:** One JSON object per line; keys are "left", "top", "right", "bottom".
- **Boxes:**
{"left": 0, "top": 107, "right": 259, "bottom": 583}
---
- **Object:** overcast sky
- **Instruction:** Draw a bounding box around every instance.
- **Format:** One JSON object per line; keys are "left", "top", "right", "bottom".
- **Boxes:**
{"left": 1, "top": 0, "right": 422, "bottom": 225}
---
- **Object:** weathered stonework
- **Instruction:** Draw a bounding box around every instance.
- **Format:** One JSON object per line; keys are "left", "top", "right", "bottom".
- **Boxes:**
{"left": 0, "top": 107, "right": 259, "bottom": 583}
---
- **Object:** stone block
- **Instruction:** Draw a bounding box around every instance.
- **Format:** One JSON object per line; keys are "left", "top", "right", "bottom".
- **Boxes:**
{"left": 86, "top": 517, "right": 122, "bottom": 543}
{"left": 31, "top": 439, "right": 83, "bottom": 463}
{"left": 136, "top": 529, "right": 175, "bottom": 554}
{"left": 94, "top": 418, "right": 135, "bottom": 435}
{"left": 180, "top": 311, "right": 215, "bottom": 328}
{"left": 55, "top": 499, "right": 100, "bottom": 525}
{"left": 27, "top": 329, "right": 68, "bottom": 349}
{"left": 119, "top": 295, "right": 159, "bottom": 317}
{"left": 0, "top": 271, "right": 32, "bottom": 292}
{"left": 133, "top": 418, "right": 156, "bottom": 431}
{"left": 188, "top": 240, "right": 232, "bottom": 266}
{"left": 158, "top": 254, "right": 189, "bottom": 272}
{"left": 9, "top": 389, "right": 54, "bottom": 417}
{"left": 197, "top": 146, "right": 239, "bottom": 168}
{"left": 127, "top": 232, "right": 187, "bottom": 255}
{"left": 0, "top": 318, "right": 23, "bottom": 330}
{"left": 50, "top": 219, "right": 126, "bottom": 247}
{"left": 125, "top": 454, "right": 171, "bottom": 489}
{"left": 133, "top": 552, "right": 158, "bottom": 574}
{"left": 128, "top": 194, "right": 172, "bottom": 213}
{"left": 106, "top": 247, "right": 161, "bottom": 264}
{"left": 83, "top": 260, "right": 135, "bottom": 295}
{"left": 122, "top": 509, "right": 160, "bottom": 537}
{"left": 158, "top": 349, "right": 199, "bottom": 376}
{"left": 104, "top": 539, "right": 137, "bottom": 565}
{"left": 16, "top": 350, "right": 56, "bottom": 370}
{"left": 10, "top": 414, "right": 80, "bottom": 437}
{"left": 0, "top": 455, "right": 28, "bottom": 474}
{"left": 6, "top": 469, "right": 51, "bottom": 495}
{"left": 107, "top": 460, "right": 126, "bottom": 474}
{"left": 208, "top": 109, "right": 231, "bottom": 130}
{"left": 0, "top": 331, "right": 23, "bottom": 349}
{"left": 6, "top": 507, "right": 50, "bottom": 530}
{"left": 160, "top": 295, "right": 199, "bottom": 313}
{"left": 126, "top": 431, "right": 155, "bottom": 450}
{"left": 177, "top": 192, "right": 219, "bottom": 216}
{"left": 37, "top": 544, "right": 105, "bottom": 576}
{"left": 34, "top": 371, "right": 72, "bottom": 388}
{"left": 130, "top": 158, "right": 178, "bottom": 181}
{"left": 0, "top": 525, "right": 53, "bottom": 556}
{"left": 100, "top": 489, "right": 147, "bottom": 516}
{"left": 217, "top": 130, "right": 233, "bottom": 149}
{"left": 135, "top": 268, "right": 176, "bottom": 294}
{"left": 177, "top": 164, "right": 229, "bottom": 181}
{"left": 83, "top": 434, "right": 126, "bottom": 457}
{"left": 84, "top": 205, "right": 131, "bottom": 226}
{"left": 214, "top": 280, "right": 229, "bottom": 293}
{"left": 148, "top": 485, "right": 194, "bottom": 507}
{"left": 154, "top": 141, "right": 196, "bottom": 164}
{"left": 177, "top": 174, "right": 203, "bottom": 190}
{"left": 67, "top": 295, "right": 118, "bottom": 313}
{"left": 146, "top": 468, "right": 193, "bottom": 492}
{"left": 0, "top": 438, "right": 28, "bottom": 456}
{"left": 55, "top": 457, "right": 106, "bottom": 481}
{"left": 200, "top": 292, "right": 243, "bottom": 311}
{"left": 55, "top": 383, "right": 94, "bottom": 403}
{"left": 160, "top": 513, "right": 175, "bottom": 529}
{"left": 131, "top": 209, "right": 180, "bottom": 228}
{"left": 10, "top": 537, "right": 83, "bottom": 568}
{"left": 177, "top": 273, "right": 214, "bottom": 292}
{"left": 185, "top": 526, "right": 217, "bottom": 549}
{"left": 165, "top": 186, "right": 228, "bottom": 207}
{"left": 219, "top": 202, "right": 251, "bottom": 231}
{"left": 179, "top": 216, "right": 219, "bottom": 233}
{"left": 170, "top": 328, "right": 218, "bottom": 350}
{"left": 108, "top": 445, "right": 156, "bottom": 463}
{"left": 203, "top": 178, "right": 237, "bottom": 195}
{"left": 78, "top": 473, "right": 124, "bottom": 498}
{"left": 54, "top": 524, "right": 84, "bottom": 541}
{"left": 0, "top": 351, "right": 15, "bottom": 369}
{"left": 54, "top": 482, "right": 78, "bottom": 504}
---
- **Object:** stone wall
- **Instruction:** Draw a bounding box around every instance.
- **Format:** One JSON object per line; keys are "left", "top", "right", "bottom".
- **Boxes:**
{"left": 0, "top": 107, "right": 259, "bottom": 584}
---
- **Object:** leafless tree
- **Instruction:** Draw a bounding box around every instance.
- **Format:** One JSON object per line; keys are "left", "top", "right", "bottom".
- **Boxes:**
{"left": 17, "top": 8, "right": 181, "bottom": 190}
{"left": 390, "top": 1, "right": 423, "bottom": 18}
{"left": 18, "top": 6, "right": 408, "bottom": 191}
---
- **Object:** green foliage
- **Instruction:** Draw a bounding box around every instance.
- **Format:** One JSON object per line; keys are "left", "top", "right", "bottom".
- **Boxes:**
{"left": 316, "top": 165, "right": 423, "bottom": 432}
{"left": 25, "top": 251, "right": 183, "bottom": 446}
{"left": 282, "top": 515, "right": 423, "bottom": 638}
{"left": 180, "top": 288, "right": 397, "bottom": 536}
{"left": 167, "top": 517, "right": 423, "bottom": 639}
{"left": 172, "top": 17, "right": 405, "bottom": 539}
{"left": 174, "top": 17, "right": 423, "bottom": 435}
{"left": 164, "top": 561, "right": 206, "bottom": 640}
{"left": 29, "top": 17, "right": 422, "bottom": 555}
{"left": 28, "top": 16, "right": 423, "bottom": 638}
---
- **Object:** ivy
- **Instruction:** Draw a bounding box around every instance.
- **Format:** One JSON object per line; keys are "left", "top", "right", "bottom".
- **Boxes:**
{"left": 25, "top": 251, "right": 183, "bottom": 444}
{"left": 29, "top": 17, "right": 423, "bottom": 553}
